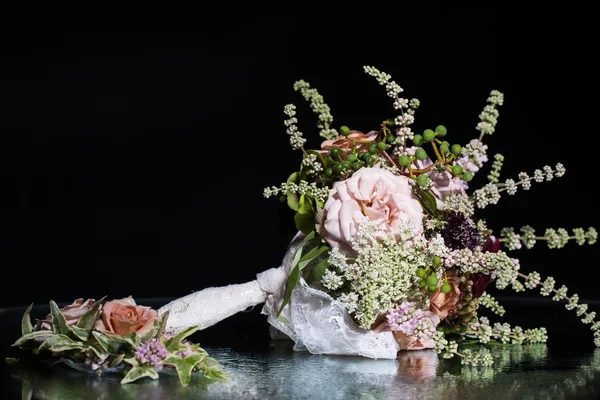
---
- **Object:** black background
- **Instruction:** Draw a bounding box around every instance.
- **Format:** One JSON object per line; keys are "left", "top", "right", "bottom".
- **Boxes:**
{"left": 0, "top": 9, "right": 598, "bottom": 309}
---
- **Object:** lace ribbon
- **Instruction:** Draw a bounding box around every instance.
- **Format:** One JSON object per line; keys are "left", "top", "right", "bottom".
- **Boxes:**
{"left": 158, "top": 232, "right": 400, "bottom": 359}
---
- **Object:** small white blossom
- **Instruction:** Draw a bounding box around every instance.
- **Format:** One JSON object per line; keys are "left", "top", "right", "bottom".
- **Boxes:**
{"left": 322, "top": 269, "right": 344, "bottom": 291}
{"left": 518, "top": 172, "right": 531, "bottom": 190}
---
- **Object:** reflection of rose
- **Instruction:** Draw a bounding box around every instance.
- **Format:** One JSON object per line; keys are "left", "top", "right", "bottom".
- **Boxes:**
{"left": 318, "top": 130, "right": 379, "bottom": 159}
{"left": 429, "top": 274, "right": 461, "bottom": 320}
{"left": 397, "top": 349, "right": 439, "bottom": 380}
{"left": 94, "top": 297, "right": 157, "bottom": 336}
{"left": 317, "top": 167, "right": 423, "bottom": 253}
{"left": 35, "top": 298, "right": 97, "bottom": 331}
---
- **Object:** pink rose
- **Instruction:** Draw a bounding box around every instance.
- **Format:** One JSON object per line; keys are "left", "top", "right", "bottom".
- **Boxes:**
{"left": 317, "top": 167, "right": 423, "bottom": 253}
{"left": 35, "top": 298, "right": 97, "bottom": 331}
{"left": 405, "top": 146, "right": 467, "bottom": 208}
{"left": 94, "top": 297, "right": 157, "bottom": 336}
{"left": 429, "top": 274, "right": 461, "bottom": 320}
{"left": 318, "top": 130, "right": 379, "bottom": 159}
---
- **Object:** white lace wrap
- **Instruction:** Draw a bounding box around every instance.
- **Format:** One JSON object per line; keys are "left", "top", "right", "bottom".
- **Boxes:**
{"left": 158, "top": 232, "right": 400, "bottom": 359}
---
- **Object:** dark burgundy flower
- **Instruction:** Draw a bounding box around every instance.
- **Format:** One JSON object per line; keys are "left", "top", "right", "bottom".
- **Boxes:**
{"left": 441, "top": 211, "right": 480, "bottom": 250}
{"left": 471, "top": 236, "right": 499, "bottom": 298}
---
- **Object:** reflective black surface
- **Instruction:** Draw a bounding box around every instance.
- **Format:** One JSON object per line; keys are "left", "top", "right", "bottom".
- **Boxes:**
{"left": 3, "top": 297, "right": 600, "bottom": 399}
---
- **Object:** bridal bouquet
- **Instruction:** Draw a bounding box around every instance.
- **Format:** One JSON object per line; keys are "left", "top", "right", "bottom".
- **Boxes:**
{"left": 262, "top": 66, "right": 598, "bottom": 365}
{"left": 10, "top": 296, "right": 226, "bottom": 386}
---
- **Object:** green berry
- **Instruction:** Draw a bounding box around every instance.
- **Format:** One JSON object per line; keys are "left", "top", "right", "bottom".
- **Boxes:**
{"left": 436, "top": 125, "right": 447, "bottom": 137}
{"left": 418, "top": 279, "right": 427, "bottom": 288}
{"left": 413, "top": 134, "right": 423, "bottom": 146}
{"left": 346, "top": 154, "right": 358, "bottom": 163}
{"left": 416, "top": 174, "right": 428, "bottom": 187}
{"left": 358, "top": 151, "right": 369, "bottom": 161}
{"left": 340, "top": 125, "right": 351, "bottom": 136}
{"left": 368, "top": 144, "right": 378, "bottom": 154}
{"left": 432, "top": 255, "right": 441, "bottom": 266}
{"left": 330, "top": 147, "right": 342, "bottom": 158}
{"left": 377, "top": 142, "right": 387, "bottom": 151}
{"left": 428, "top": 285, "right": 438, "bottom": 292}
{"left": 325, "top": 168, "right": 333, "bottom": 177}
{"left": 452, "top": 165, "right": 463, "bottom": 176}
{"left": 426, "top": 274, "right": 438, "bottom": 286}
{"left": 423, "top": 129, "right": 436, "bottom": 142}
{"left": 333, "top": 163, "right": 344, "bottom": 175}
{"left": 440, "top": 141, "right": 450, "bottom": 151}
{"left": 342, "top": 160, "right": 353, "bottom": 170}
{"left": 365, "top": 155, "right": 375, "bottom": 165}
{"left": 415, "top": 148, "right": 427, "bottom": 161}
{"left": 451, "top": 144, "right": 462, "bottom": 156}
{"left": 384, "top": 119, "right": 395, "bottom": 127}
{"left": 351, "top": 161, "right": 362, "bottom": 171}
{"left": 441, "top": 282, "right": 452, "bottom": 294}
{"left": 386, "top": 135, "right": 396, "bottom": 144}
{"left": 463, "top": 172, "right": 473, "bottom": 182}
{"left": 398, "top": 155, "right": 410, "bottom": 166}
{"left": 416, "top": 267, "right": 426, "bottom": 278}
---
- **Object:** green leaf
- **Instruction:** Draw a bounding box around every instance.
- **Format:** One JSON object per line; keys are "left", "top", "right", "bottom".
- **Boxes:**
{"left": 92, "top": 331, "right": 135, "bottom": 355}
{"left": 297, "top": 194, "right": 314, "bottom": 215}
{"left": 76, "top": 296, "right": 106, "bottom": 331}
{"left": 286, "top": 172, "right": 301, "bottom": 211}
{"left": 38, "top": 334, "right": 77, "bottom": 351}
{"left": 164, "top": 325, "right": 201, "bottom": 353}
{"left": 124, "top": 355, "right": 140, "bottom": 368}
{"left": 121, "top": 365, "right": 159, "bottom": 384}
{"left": 21, "top": 303, "right": 34, "bottom": 335}
{"left": 413, "top": 187, "right": 438, "bottom": 217}
{"left": 38, "top": 333, "right": 86, "bottom": 353}
{"left": 277, "top": 231, "right": 318, "bottom": 318}
{"left": 70, "top": 326, "right": 91, "bottom": 341}
{"left": 276, "top": 315, "right": 290, "bottom": 324}
{"left": 157, "top": 311, "right": 170, "bottom": 337}
{"left": 276, "top": 264, "right": 300, "bottom": 318}
{"left": 49, "top": 300, "right": 69, "bottom": 335}
{"left": 298, "top": 245, "right": 329, "bottom": 270}
{"left": 12, "top": 331, "right": 54, "bottom": 347}
{"left": 21, "top": 379, "right": 33, "bottom": 400}
{"left": 50, "top": 343, "right": 86, "bottom": 353}
{"left": 86, "top": 345, "right": 106, "bottom": 360}
{"left": 294, "top": 212, "right": 315, "bottom": 235}
{"left": 162, "top": 353, "right": 203, "bottom": 387}
{"left": 110, "top": 354, "right": 125, "bottom": 368}
{"left": 307, "top": 258, "right": 329, "bottom": 284}
{"left": 137, "top": 319, "right": 160, "bottom": 343}
{"left": 5, "top": 357, "right": 19, "bottom": 364}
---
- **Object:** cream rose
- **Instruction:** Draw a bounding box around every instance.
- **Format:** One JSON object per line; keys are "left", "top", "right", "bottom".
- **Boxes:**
{"left": 94, "top": 296, "right": 157, "bottom": 336}
{"left": 317, "top": 167, "right": 424, "bottom": 253}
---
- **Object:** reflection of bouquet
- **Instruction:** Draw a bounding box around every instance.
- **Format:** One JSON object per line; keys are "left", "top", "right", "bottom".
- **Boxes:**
{"left": 263, "top": 66, "right": 598, "bottom": 365}
{"left": 10, "top": 296, "right": 226, "bottom": 385}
